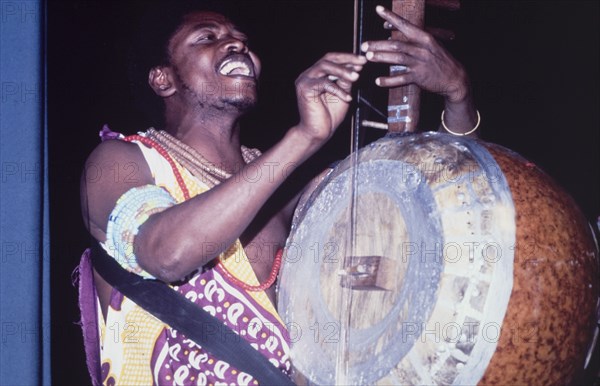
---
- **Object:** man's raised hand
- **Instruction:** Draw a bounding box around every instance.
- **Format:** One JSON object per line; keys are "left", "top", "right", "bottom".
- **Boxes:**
{"left": 362, "top": 5, "right": 469, "bottom": 104}
{"left": 293, "top": 53, "right": 367, "bottom": 145}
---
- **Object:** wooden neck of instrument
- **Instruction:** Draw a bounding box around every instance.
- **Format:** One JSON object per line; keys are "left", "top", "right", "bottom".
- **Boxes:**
{"left": 387, "top": 0, "right": 425, "bottom": 133}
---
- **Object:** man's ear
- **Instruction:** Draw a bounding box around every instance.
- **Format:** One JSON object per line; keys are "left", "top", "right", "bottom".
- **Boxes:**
{"left": 148, "top": 66, "right": 176, "bottom": 97}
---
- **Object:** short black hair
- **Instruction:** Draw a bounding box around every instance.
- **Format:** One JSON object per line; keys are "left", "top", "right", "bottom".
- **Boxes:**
{"left": 127, "top": 0, "right": 246, "bottom": 126}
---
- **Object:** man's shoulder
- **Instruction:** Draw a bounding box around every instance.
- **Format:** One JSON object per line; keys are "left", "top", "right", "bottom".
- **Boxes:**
{"left": 85, "top": 138, "right": 145, "bottom": 167}
{"left": 82, "top": 137, "right": 153, "bottom": 190}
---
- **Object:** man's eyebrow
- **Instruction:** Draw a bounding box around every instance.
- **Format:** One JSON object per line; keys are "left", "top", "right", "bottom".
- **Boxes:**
{"left": 189, "top": 22, "right": 246, "bottom": 38}
{"left": 189, "top": 22, "right": 221, "bottom": 32}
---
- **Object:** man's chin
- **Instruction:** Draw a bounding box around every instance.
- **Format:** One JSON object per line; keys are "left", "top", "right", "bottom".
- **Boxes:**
{"left": 225, "top": 97, "right": 257, "bottom": 113}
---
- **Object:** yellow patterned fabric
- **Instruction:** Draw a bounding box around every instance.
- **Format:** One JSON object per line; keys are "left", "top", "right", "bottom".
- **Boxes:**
{"left": 96, "top": 138, "right": 285, "bottom": 385}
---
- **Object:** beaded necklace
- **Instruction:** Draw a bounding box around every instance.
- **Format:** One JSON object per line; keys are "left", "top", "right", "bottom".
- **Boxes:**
{"left": 145, "top": 128, "right": 261, "bottom": 188}
{"left": 124, "top": 130, "right": 281, "bottom": 292}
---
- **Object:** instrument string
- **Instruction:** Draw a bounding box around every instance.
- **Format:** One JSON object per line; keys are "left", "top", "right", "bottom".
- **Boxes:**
{"left": 335, "top": 0, "right": 365, "bottom": 383}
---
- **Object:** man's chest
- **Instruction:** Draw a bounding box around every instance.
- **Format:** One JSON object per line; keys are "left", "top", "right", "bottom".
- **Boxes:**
{"left": 241, "top": 210, "right": 290, "bottom": 302}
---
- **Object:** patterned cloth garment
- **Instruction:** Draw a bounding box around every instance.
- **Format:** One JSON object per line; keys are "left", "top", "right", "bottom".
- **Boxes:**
{"left": 78, "top": 128, "right": 291, "bottom": 385}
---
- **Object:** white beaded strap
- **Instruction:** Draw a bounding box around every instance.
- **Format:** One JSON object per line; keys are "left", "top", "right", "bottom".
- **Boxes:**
{"left": 103, "top": 184, "right": 176, "bottom": 279}
{"left": 441, "top": 109, "right": 481, "bottom": 136}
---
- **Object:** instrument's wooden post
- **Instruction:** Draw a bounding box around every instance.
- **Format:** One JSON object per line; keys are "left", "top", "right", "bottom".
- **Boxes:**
{"left": 388, "top": 0, "right": 425, "bottom": 133}
{"left": 340, "top": 255, "right": 397, "bottom": 291}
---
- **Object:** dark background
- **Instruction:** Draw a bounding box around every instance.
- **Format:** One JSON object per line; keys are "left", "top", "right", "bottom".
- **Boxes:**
{"left": 48, "top": 0, "right": 599, "bottom": 384}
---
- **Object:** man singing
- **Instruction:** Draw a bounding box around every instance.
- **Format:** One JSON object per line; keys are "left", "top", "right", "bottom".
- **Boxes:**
{"left": 79, "top": 3, "right": 477, "bottom": 384}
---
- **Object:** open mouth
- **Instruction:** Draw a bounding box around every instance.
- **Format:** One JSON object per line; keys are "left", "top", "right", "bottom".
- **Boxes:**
{"left": 217, "top": 54, "right": 255, "bottom": 78}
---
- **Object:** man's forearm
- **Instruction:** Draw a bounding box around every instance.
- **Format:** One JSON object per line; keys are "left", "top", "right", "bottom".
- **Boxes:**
{"left": 439, "top": 80, "right": 479, "bottom": 137}
{"left": 134, "top": 127, "right": 320, "bottom": 282}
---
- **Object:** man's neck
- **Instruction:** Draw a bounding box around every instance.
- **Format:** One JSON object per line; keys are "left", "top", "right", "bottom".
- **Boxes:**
{"left": 163, "top": 107, "right": 245, "bottom": 174}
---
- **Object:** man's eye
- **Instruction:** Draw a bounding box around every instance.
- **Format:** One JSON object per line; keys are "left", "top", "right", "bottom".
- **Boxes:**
{"left": 196, "top": 34, "right": 215, "bottom": 43}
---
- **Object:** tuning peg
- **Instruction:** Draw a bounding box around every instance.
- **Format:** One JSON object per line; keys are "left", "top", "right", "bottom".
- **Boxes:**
{"left": 426, "top": 0, "right": 460, "bottom": 11}
{"left": 426, "top": 26, "right": 456, "bottom": 41}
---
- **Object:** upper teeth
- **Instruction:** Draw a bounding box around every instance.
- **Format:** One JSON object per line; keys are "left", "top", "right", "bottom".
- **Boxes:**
{"left": 219, "top": 61, "right": 251, "bottom": 76}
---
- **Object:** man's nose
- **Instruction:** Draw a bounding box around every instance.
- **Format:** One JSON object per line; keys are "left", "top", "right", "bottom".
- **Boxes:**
{"left": 224, "top": 37, "right": 248, "bottom": 54}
